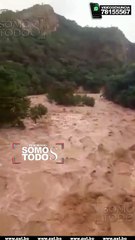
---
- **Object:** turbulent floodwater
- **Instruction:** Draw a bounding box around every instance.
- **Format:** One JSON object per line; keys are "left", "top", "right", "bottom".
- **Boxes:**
{"left": 0, "top": 94, "right": 135, "bottom": 235}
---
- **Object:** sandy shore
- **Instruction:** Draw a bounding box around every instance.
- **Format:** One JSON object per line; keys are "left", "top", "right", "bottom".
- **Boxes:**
{"left": 0, "top": 94, "right": 135, "bottom": 235}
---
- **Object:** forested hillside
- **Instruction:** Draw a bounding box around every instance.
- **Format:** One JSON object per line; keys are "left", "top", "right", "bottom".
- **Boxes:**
{"left": 0, "top": 4, "right": 135, "bottom": 127}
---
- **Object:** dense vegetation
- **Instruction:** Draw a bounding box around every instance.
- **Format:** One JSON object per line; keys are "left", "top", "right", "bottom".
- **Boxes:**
{"left": 47, "top": 82, "right": 95, "bottom": 106}
{"left": 104, "top": 64, "right": 135, "bottom": 109}
{"left": 0, "top": 66, "right": 47, "bottom": 128}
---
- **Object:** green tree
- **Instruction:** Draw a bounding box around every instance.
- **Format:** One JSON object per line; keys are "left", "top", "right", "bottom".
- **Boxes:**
{"left": 81, "top": 95, "right": 95, "bottom": 107}
{"left": 30, "top": 104, "right": 48, "bottom": 123}
{"left": 0, "top": 66, "right": 30, "bottom": 127}
{"left": 104, "top": 65, "right": 135, "bottom": 109}
{"left": 47, "top": 82, "right": 76, "bottom": 106}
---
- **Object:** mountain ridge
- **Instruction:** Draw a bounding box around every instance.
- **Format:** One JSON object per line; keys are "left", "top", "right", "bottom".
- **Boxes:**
{"left": 0, "top": 4, "right": 135, "bottom": 96}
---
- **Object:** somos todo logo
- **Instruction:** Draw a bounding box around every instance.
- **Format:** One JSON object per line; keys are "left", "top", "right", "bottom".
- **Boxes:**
{"left": 22, "top": 144, "right": 58, "bottom": 161}
{"left": 0, "top": 18, "right": 44, "bottom": 38}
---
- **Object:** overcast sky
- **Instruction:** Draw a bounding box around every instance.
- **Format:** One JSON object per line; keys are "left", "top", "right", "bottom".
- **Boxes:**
{"left": 0, "top": 0, "right": 134, "bottom": 42}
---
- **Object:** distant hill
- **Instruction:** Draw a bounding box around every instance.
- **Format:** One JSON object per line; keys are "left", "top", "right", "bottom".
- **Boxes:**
{"left": 0, "top": 4, "right": 135, "bottom": 95}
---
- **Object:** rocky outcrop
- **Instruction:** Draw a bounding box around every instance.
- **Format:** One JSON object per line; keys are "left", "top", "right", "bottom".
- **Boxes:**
{"left": 19, "top": 4, "right": 59, "bottom": 34}
{"left": 0, "top": 4, "right": 59, "bottom": 36}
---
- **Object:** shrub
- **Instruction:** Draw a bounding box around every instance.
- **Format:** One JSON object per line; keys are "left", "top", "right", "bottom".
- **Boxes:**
{"left": 81, "top": 95, "right": 95, "bottom": 107}
{"left": 30, "top": 104, "right": 48, "bottom": 123}
{"left": 47, "top": 82, "right": 76, "bottom": 106}
{"left": 73, "top": 94, "right": 83, "bottom": 106}
{"left": 35, "top": 104, "right": 48, "bottom": 116}
{"left": 47, "top": 83, "right": 95, "bottom": 107}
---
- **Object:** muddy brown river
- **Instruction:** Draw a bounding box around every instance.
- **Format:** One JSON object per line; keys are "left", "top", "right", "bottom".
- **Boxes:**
{"left": 0, "top": 94, "right": 135, "bottom": 236}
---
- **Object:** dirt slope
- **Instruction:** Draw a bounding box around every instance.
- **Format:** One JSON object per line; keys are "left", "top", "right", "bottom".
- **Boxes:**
{"left": 0, "top": 94, "right": 135, "bottom": 236}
